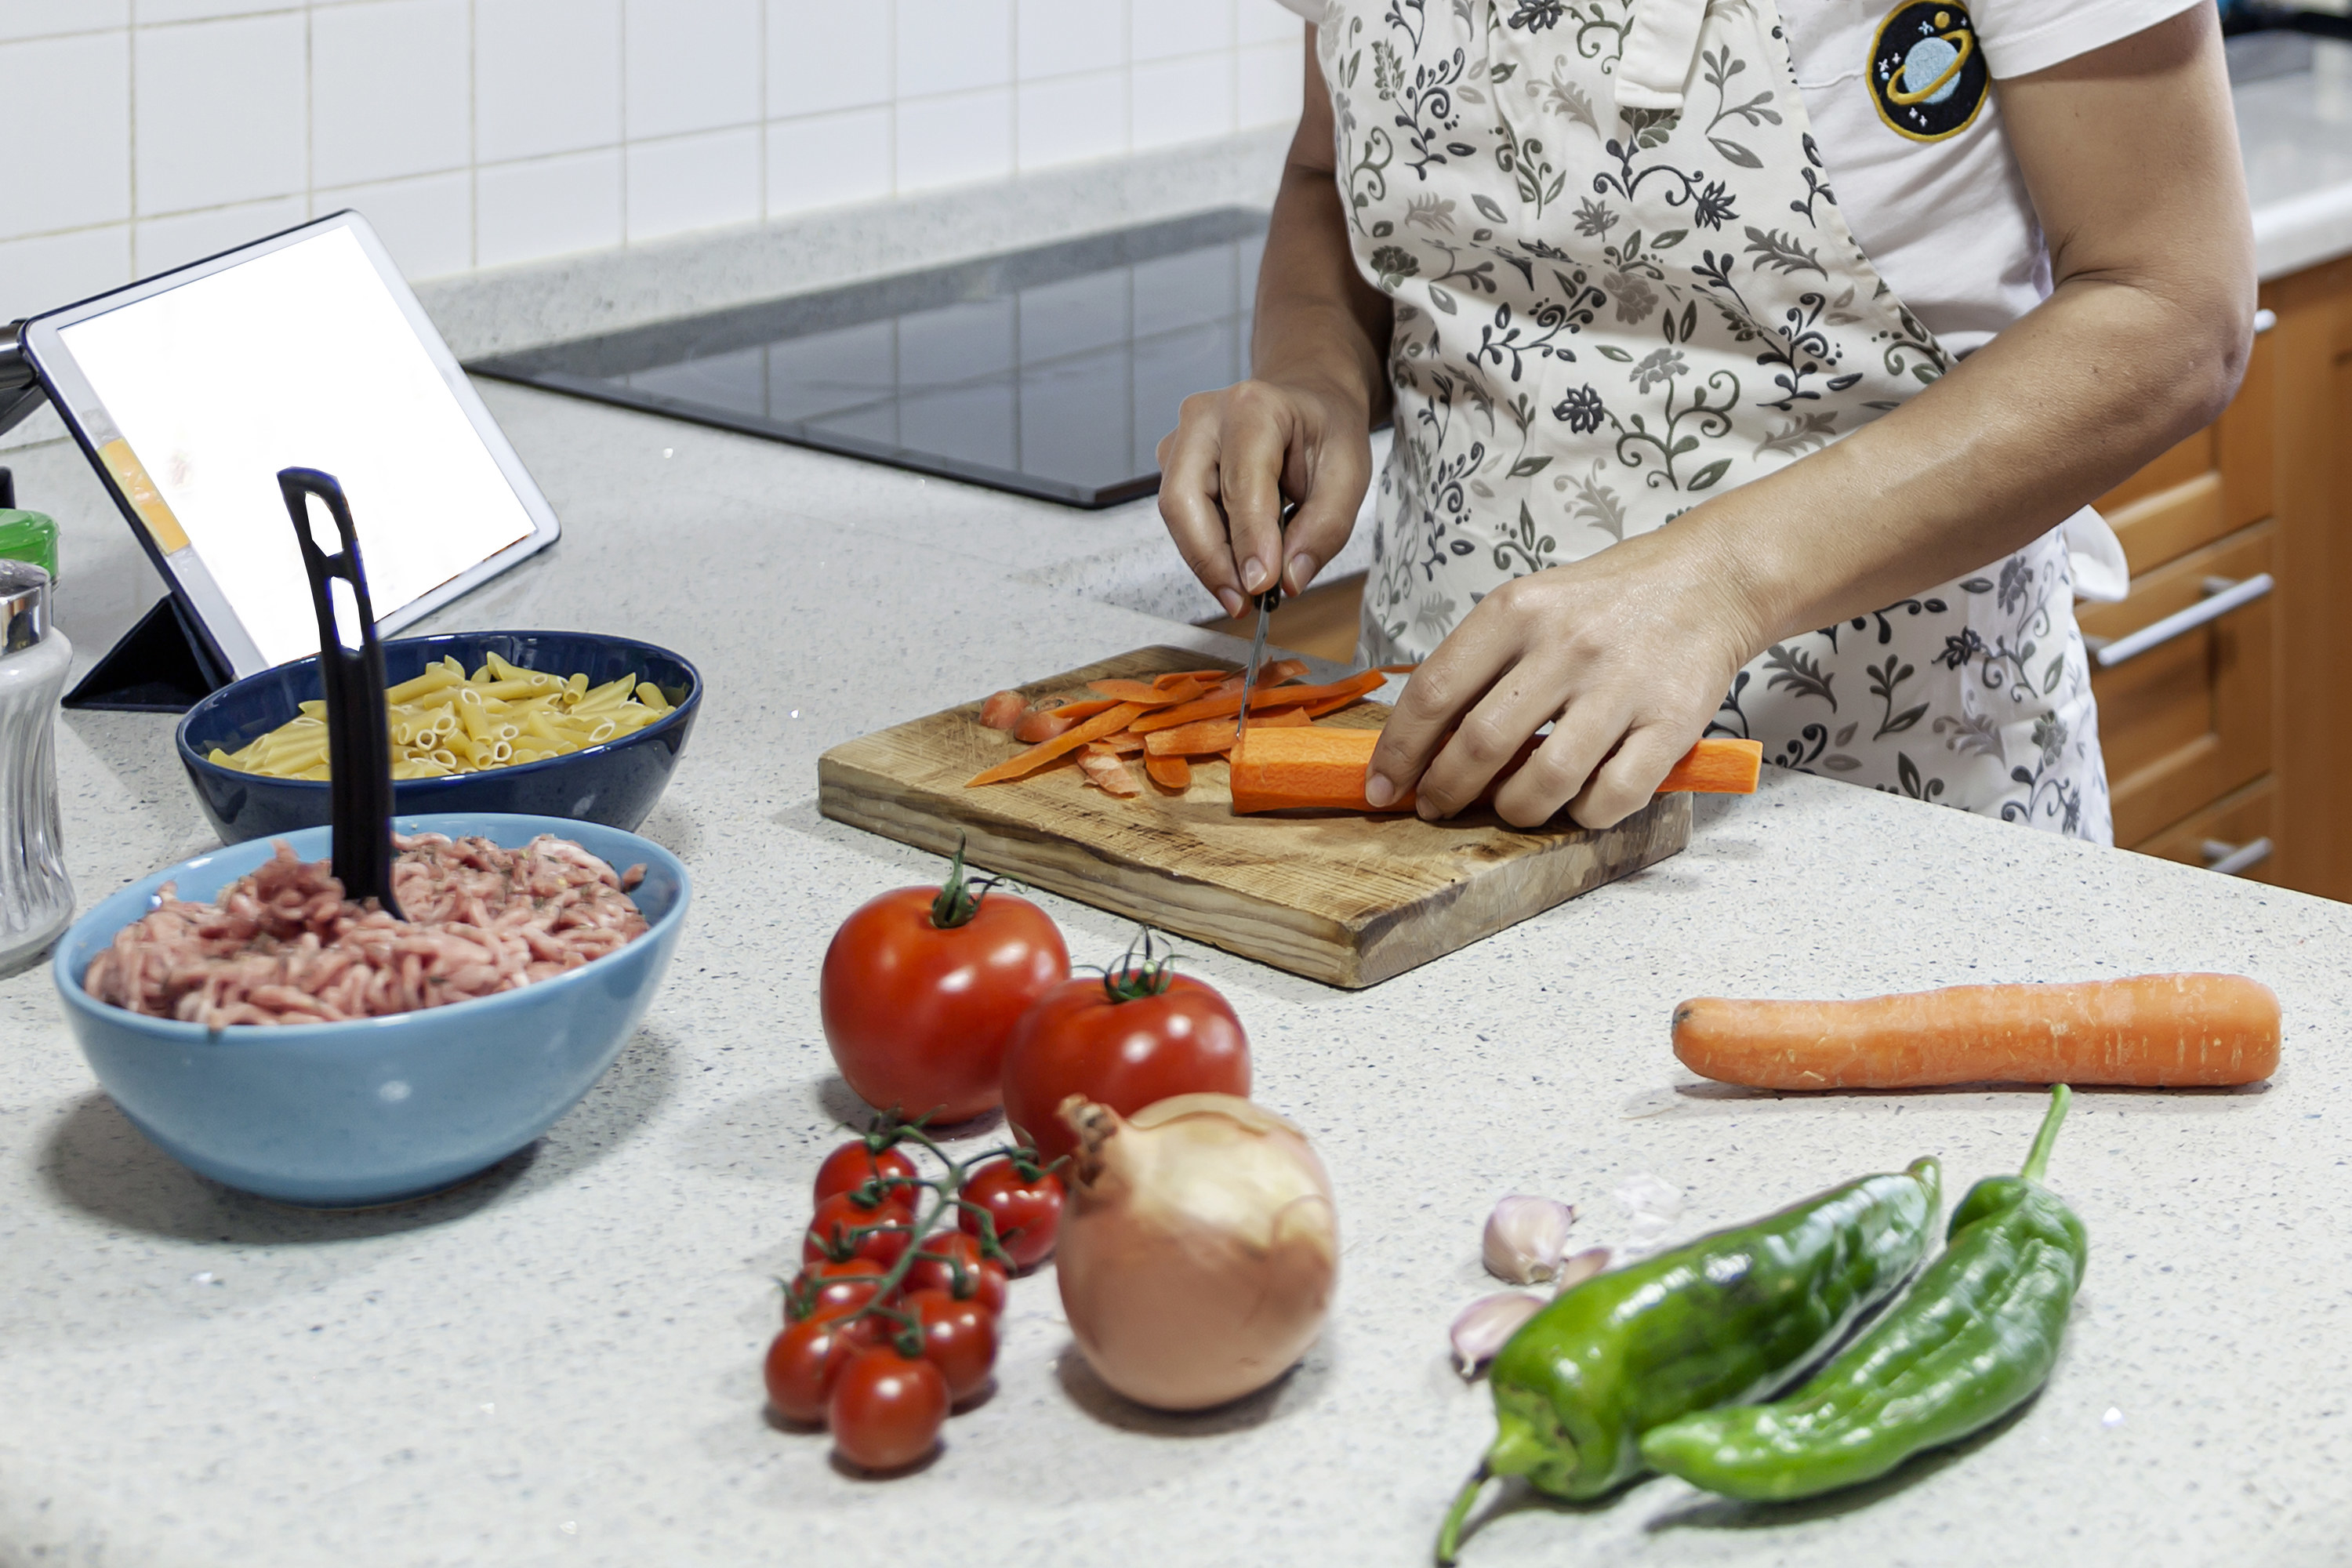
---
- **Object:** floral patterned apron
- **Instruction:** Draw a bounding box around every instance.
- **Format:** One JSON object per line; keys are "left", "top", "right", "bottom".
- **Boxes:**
{"left": 1313, "top": 0, "right": 2111, "bottom": 840}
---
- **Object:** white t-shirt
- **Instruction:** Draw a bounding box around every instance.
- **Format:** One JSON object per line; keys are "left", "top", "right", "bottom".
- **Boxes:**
{"left": 1274, "top": 0, "right": 2198, "bottom": 356}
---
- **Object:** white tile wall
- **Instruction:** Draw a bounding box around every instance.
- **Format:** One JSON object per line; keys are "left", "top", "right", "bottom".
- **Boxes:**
{"left": 0, "top": 0, "right": 1305, "bottom": 321}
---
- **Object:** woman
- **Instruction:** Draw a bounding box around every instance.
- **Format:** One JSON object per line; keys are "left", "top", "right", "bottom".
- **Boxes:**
{"left": 1159, "top": 0, "right": 2253, "bottom": 837}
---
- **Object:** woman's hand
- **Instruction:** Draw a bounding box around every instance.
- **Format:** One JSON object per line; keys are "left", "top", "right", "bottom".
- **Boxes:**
{"left": 1366, "top": 527, "right": 1762, "bottom": 829}
{"left": 1156, "top": 376, "right": 1374, "bottom": 616}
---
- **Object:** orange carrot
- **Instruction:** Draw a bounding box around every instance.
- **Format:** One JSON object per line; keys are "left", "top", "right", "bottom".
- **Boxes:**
{"left": 1153, "top": 669, "right": 1232, "bottom": 690}
{"left": 1088, "top": 677, "right": 1203, "bottom": 704}
{"left": 1076, "top": 750, "right": 1141, "bottom": 796}
{"left": 1142, "top": 753, "right": 1192, "bottom": 792}
{"left": 1660, "top": 737, "right": 1762, "bottom": 793}
{"left": 1130, "top": 670, "right": 1388, "bottom": 734}
{"left": 1228, "top": 728, "right": 1413, "bottom": 813}
{"left": 1227, "top": 731, "right": 1765, "bottom": 813}
{"left": 967, "top": 702, "right": 1145, "bottom": 786}
{"left": 1086, "top": 734, "right": 1145, "bottom": 757}
{"left": 1671, "top": 974, "right": 2281, "bottom": 1090}
{"left": 1011, "top": 697, "right": 1122, "bottom": 742}
{"left": 1261, "top": 659, "right": 1310, "bottom": 685}
{"left": 980, "top": 691, "right": 1027, "bottom": 731}
{"left": 1142, "top": 707, "right": 1311, "bottom": 756}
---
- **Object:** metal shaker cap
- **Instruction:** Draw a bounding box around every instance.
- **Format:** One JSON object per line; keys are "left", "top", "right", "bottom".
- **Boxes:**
{"left": 0, "top": 557, "right": 51, "bottom": 654}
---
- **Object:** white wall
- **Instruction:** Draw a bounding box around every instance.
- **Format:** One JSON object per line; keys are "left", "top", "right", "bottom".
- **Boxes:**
{"left": 0, "top": 0, "right": 1305, "bottom": 321}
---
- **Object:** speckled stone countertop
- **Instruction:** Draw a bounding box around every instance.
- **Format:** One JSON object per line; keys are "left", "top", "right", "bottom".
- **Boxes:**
{"left": 3, "top": 376, "right": 2347, "bottom": 1568}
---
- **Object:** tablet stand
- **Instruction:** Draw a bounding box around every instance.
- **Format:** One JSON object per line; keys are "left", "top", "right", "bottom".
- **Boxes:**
{"left": 3, "top": 321, "right": 232, "bottom": 713}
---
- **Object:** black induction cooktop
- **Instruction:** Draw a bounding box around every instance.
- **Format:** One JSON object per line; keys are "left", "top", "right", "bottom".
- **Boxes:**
{"left": 469, "top": 208, "right": 1268, "bottom": 509}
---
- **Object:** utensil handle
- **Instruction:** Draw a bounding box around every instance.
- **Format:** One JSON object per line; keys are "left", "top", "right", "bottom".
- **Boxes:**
{"left": 278, "top": 466, "right": 402, "bottom": 918}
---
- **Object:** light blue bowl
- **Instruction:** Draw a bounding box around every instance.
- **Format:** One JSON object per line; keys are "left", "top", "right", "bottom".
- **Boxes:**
{"left": 52, "top": 813, "right": 690, "bottom": 1207}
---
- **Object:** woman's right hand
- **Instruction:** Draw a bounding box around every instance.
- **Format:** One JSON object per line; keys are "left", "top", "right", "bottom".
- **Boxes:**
{"left": 1155, "top": 375, "right": 1374, "bottom": 618}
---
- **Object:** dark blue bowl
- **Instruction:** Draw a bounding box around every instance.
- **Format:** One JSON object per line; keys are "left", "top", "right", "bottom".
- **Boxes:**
{"left": 176, "top": 631, "right": 701, "bottom": 844}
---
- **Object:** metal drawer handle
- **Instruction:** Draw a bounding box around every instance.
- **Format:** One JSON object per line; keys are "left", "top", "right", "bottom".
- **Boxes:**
{"left": 2254, "top": 307, "right": 2278, "bottom": 336}
{"left": 2085, "top": 572, "right": 2274, "bottom": 668}
{"left": 2202, "top": 837, "right": 2272, "bottom": 877}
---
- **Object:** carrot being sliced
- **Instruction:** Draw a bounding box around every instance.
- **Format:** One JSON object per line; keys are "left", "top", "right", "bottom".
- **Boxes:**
{"left": 1142, "top": 753, "right": 1192, "bottom": 792}
{"left": 1129, "top": 670, "right": 1388, "bottom": 734}
{"left": 1660, "top": 737, "right": 1762, "bottom": 793}
{"left": 1227, "top": 731, "right": 1766, "bottom": 813}
{"left": 1671, "top": 974, "right": 2281, "bottom": 1090}
{"left": 1143, "top": 707, "right": 1312, "bottom": 757}
{"left": 968, "top": 702, "right": 1145, "bottom": 786}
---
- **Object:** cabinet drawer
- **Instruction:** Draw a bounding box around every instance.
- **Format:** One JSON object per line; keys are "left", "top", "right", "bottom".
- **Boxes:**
{"left": 2133, "top": 775, "right": 2279, "bottom": 884}
{"left": 2081, "top": 521, "right": 2274, "bottom": 847}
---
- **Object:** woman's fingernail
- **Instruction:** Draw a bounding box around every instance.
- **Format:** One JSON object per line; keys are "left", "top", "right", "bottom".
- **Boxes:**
{"left": 1287, "top": 552, "right": 1319, "bottom": 593}
{"left": 1218, "top": 588, "right": 1246, "bottom": 618}
{"left": 1417, "top": 797, "right": 1443, "bottom": 821}
{"left": 1242, "top": 556, "right": 1270, "bottom": 593}
{"left": 1364, "top": 771, "right": 1396, "bottom": 808}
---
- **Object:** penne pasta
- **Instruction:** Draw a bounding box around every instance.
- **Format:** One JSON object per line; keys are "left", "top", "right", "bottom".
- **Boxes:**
{"left": 208, "top": 658, "right": 681, "bottom": 780}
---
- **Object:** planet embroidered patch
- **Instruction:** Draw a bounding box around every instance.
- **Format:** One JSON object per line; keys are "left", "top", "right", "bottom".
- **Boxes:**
{"left": 1869, "top": 1, "right": 1989, "bottom": 143}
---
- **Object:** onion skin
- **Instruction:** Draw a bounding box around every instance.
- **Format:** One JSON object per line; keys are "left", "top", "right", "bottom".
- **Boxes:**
{"left": 1055, "top": 1094, "right": 1339, "bottom": 1412}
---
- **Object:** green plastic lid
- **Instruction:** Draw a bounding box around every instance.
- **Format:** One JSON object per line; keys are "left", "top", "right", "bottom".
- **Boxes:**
{"left": 0, "top": 510, "right": 56, "bottom": 583}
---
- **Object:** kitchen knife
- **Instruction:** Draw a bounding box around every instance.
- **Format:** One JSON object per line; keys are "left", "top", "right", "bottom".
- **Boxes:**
{"left": 1234, "top": 502, "right": 1297, "bottom": 750}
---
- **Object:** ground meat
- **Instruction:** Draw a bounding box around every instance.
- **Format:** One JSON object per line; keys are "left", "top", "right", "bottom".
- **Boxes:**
{"left": 84, "top": 833, "right": 651, "bottom": 1027}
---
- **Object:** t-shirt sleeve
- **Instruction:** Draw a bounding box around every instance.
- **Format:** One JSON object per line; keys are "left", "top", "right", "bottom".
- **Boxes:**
{"left": 1269, "top": 0, "right": 1323, "bottom": 20}
{"left": 1971, "top": 0, "right": 2207, "bottom": 78}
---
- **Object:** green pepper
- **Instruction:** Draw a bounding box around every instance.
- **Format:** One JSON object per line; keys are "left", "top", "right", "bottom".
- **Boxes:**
{"left": 1436, "top": 1156, "right": 1940, "bottom": 1562}
{"left": 1639, "top": 1086, "right": 2087, "bottom": 1502}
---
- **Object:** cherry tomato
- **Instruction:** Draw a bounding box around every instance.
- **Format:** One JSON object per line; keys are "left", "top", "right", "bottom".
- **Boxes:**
{"left": 764, "top": 1313, "right": 881, "bottom": 1425}
{"left": 821, "top": 855, "right": 1069, "bottom": 1124}
{"left": 802, "top": 1189, "right": 917, "bottom": 1268}
{"left": 812, "top": 1142, "right": 920, "bottom": 1207}
{"left": 957, "top": 1160, "right": 1065, "bottom": 1270}
{"left": 999, "top": 963, "right": 1250, "bottom": 1164}
{"left": 902, "top": 1232, "right": 1010, "bottom": 1316}
{"left": 786, "top": 1257, "right": 895, "bottom": 1323}
{"left": 904, "top": 1288, "right": 998, "bottom": 1403}
{"left": 828, "top": 1346, "right": 950, "bottom": 1472}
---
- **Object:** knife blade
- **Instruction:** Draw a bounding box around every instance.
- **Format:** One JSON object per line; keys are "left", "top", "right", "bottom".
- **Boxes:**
{"left": 1233, "top": 502, "right": 1297, "bottom": 751}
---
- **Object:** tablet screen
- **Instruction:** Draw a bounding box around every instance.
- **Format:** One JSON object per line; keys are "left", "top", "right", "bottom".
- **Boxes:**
{"left": 53, "top": 224, "right": 539, "bottom": 670}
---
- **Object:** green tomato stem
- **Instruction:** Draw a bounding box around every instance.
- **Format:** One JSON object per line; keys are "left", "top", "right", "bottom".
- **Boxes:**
{"left": 1435, "top": 1466, "right": 1490, "bottom": 1565}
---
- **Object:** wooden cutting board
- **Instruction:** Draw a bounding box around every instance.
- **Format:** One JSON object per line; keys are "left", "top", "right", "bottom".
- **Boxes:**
{"left": 816, "top": 646, "right": 1690, "bottom": 988}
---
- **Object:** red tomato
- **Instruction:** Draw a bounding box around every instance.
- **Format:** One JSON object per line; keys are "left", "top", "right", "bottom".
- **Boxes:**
{"left": 828, "top": 1347, "right": 949, "bottom": 1472}
{"left": 811, "top": 1142, "right": 920, "bottom": 1207}
{"left": 957, "top": 1160, "right": 1065, "bottom": 1270}
{"left": 904, "top": 1288, "right": 998, "bottom": 1403}
{"left": 999, "top": 967, "right": 1250, "bottom": 1164}
{"left": 764, "top": 1313, "right": 880, "bottom": 1425}
{"left": 821, "top": 861, "right": 1069, "bottom": 1124}
{"left": 902, "top": 1232, "right": 1010, "bottom": 1316}
{"left": 786, "top": 1258, "right": 894, "bottom": 1323}
{"left": 802, "top": 1189, "right": 917, "bottom": 1268}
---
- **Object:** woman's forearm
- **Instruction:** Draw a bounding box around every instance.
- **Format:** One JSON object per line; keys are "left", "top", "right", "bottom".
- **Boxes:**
{"left": 1251, "top": 36, "right": 1394, "bottom": 426}
{"left": 1675, "top": 3, "right": 2256, "bottom": 655}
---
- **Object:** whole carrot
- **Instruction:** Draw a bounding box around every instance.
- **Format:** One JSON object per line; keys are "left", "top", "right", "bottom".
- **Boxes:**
{"left": 1672, "top": 974, "right": 2281, "bottom": 1090}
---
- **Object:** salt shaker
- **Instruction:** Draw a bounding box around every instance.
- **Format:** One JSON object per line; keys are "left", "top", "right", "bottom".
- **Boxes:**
{"left": 0, "top": 560, "right": 72, "bottom": 968}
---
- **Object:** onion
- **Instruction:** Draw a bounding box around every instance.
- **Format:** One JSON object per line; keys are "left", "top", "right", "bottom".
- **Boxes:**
{"left": 1054, "top": 1093, "right": 1339, "bottom": 1411}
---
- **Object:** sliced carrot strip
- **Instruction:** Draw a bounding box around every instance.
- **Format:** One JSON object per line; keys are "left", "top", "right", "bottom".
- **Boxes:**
{"left": 1142, "top": 753, "right": 1192, "bottom": 792}
{"left": 1088, "top": 677, "right": 1203, "bottom": 704}
{"left": 1374, "top": 662, "right": 1420, "bottom": 674}
{"left": 967, "top": 702, "right": 1146, "bottom": 786}
{"left": 1296, "top": 689, "right": 1375, "bottom": 718}
{"left": 1011, "top": 697, "right": 1122, "bottom": 743}
{"left": 1086, "top": 734, "right": 1145, "bottom": 757}
{"left": 1129, "top": 670, "right": 1388, "bottom": 734}
{"left": 1153, "top": 669, "right": 1232, "bottom": 690}
{"left": 1143, "top": 707, "right": 1312, "bottom": 756}
{"left": 1261, "top": 659, "right": 1310, "bottom": 685}
{"left": 1076, "top": 750, "right": 1141, "bottom": 796}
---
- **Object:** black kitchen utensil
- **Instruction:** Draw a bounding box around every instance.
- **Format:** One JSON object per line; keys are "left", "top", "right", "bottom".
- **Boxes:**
{"left": 278, "top": 466, "right": 402, "bottom": 919}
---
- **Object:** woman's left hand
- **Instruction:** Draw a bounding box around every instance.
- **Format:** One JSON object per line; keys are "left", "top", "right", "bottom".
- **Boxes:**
{"left": 1364, "top": 527, "right": 1762, "bottom": 829}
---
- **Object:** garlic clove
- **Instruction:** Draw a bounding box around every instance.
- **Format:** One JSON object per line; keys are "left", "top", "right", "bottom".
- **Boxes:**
{"left": 1483, "top": 1194, "right": 1577, "bottom": 1284}
{"left": 1552, "top": 1247, "right": 1611, "bottom": 1294}
{"left": 1450, "top": 1291, "right": 1545, "bottom": 1377}
{"left": 1613, "top": 1171, "right": 1683, "bottom": 1258}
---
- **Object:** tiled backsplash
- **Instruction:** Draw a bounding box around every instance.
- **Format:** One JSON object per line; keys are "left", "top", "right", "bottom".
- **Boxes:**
{"left": 0, "top": 0, "right": 1305, "bottom": 321}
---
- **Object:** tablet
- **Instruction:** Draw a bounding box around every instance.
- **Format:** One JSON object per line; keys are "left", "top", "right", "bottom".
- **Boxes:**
{"left": 20, "top": 211, "right": 560, "bottom": 680}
